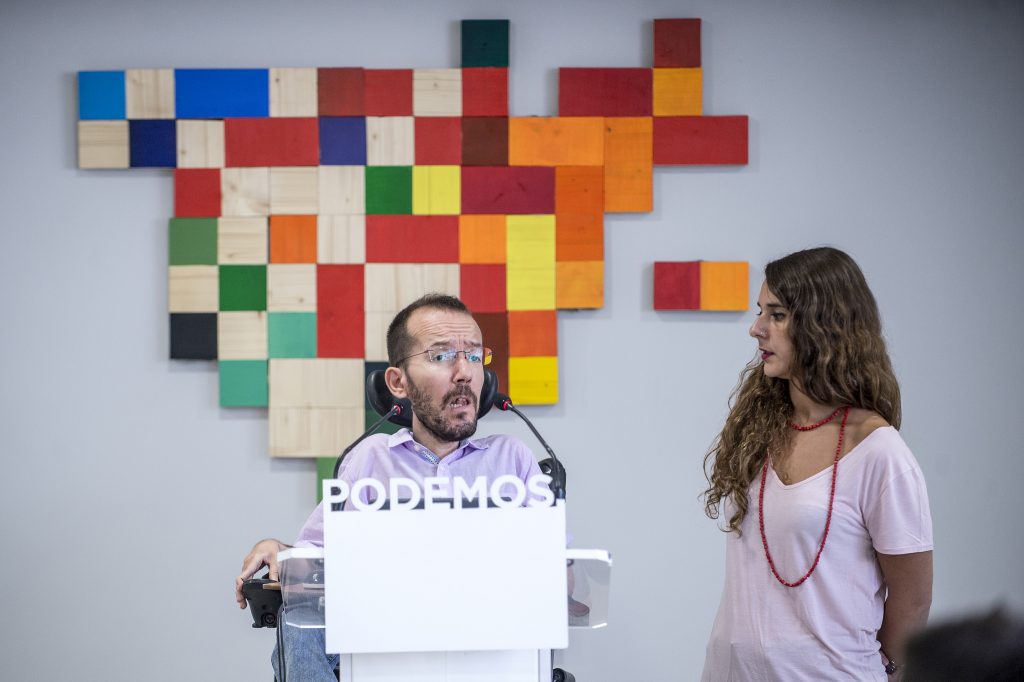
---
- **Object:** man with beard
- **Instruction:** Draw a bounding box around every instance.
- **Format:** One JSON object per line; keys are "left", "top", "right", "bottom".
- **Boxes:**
{"left": 235, "top": 294, "right": 546, "bottom": 681}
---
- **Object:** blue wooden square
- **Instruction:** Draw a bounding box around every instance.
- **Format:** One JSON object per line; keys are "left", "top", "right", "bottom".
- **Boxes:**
{"left": 320, "top": 117, "right": 367, "bottom": 165}
{"left": 130, "top": 120, "right": 177, "bottom": 167}
{"left": 175, "top": 69, "right": 269, "bottom": 118}
{"left": 79, "top": 71, "right": 125, "bottom": 120}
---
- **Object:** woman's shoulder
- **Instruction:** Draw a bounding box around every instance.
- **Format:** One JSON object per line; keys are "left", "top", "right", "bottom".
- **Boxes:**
{"left": 844, "top": 407, "right": 893, "bottom": 451}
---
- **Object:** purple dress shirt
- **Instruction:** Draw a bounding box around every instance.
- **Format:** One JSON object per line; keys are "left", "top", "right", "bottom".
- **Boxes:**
{"left": 294, "top": 429, "right": 544, "bottom": 547}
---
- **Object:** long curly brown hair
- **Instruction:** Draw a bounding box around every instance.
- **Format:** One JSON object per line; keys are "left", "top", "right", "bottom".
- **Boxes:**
{"left": 703, "top": 247, "right": 902, "bottom": 533}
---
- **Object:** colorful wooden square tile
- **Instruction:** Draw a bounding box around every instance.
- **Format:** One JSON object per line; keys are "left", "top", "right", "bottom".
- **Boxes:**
{"left": 318, "top": 68, "right": 365, "bottom": 116}
{"left": 77, "top": 17, "right": 749, "bottom": 460}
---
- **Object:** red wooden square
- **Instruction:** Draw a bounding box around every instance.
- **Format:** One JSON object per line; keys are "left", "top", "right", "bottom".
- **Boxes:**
{"left": 318, "top": 67, "right": 365, "bottom": 116}
{"left": 462, "top": 167, "right": 554, "bottom": 215}
{"left": 462, "top": 117, "right": 508, "bottom": 166}
{"left": 653, "top": 116, "right": 748, "bottom": 165}
{"left": 462, "top": 68, "right": 508, "bottom": 116}
{"left": 317, "top": 264, "right": 364, "bottom": 357}
{"left": 558, "top": 68, "right": 652, "bottom": 116}
{"left": 508, "top": 310, "right": 557, "bottom": 356}
{"left": 174, "top": 169, "right": 221, "bottom": 217}
{"left": 365, "top": 216, "right": 460, "bottom": 263}
{"left": 654, "top": 19, "right": 702, "bottom": 68}
{"left": 415, "top": 117, "right": 462, "bottom": 164}
{"left": 473, "top": 312, "right": 508, "bottom": 392}
{"left": 460, "top": 264, "right": 506, "bottom": 313}
{"left": 224, "top": 118, "right": 319, "bottom": 167}
{"left": 364, "top": 69, "right": 413, "bottom": 116}
{"left": 653, "top": 261, "right": 700, "bottom": 310}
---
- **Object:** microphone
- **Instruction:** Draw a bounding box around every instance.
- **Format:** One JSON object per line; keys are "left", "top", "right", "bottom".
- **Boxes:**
{"left": 492, "top": 392, "right": 566, "bottom": 499}
{"left": 332, "top": 403, "right": 404, "bottom": 479}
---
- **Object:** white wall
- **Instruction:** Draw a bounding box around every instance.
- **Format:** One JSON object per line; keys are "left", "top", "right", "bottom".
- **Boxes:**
{"left": 1, "top": 0, "right": 1021, "bottom": 679}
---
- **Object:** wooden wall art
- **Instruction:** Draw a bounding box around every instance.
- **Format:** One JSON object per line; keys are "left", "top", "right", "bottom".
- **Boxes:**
{"left": 77, "top": 19, "right": 749, "bottom": 476}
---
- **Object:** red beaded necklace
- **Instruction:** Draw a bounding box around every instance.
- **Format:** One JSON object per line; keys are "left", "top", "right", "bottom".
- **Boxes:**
{"left": 759, "top": 405, "right": 850, "bottom": 587}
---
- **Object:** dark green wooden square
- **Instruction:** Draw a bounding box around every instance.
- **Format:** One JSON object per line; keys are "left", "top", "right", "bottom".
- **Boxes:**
{"left": 268, "top": 312, "right": 317, "bottom": 358}
{"left": 218, "top": 360, "right": 268, "bottom": 407}
{"left": 170, "top": 313, "right": 217, "bottom": 359}
{"left": 462, "top": 20, "right": 510, "bottom": 68}
{"left": 365, "top": 166, "right": 412, "bottom": 215}
{"left": 169, "top": 218, "right": 217, "bottom": 265}
{"left": 219, "top": 265, "right": 266, "bottom": 311}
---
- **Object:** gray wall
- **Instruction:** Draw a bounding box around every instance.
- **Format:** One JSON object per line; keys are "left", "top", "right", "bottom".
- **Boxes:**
{"left": 1, "top": 0, "right": 1021, "bottom": 679}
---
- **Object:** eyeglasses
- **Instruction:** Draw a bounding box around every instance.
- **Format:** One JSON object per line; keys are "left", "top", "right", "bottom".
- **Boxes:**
{"left": 398, "top": 347, "right": 493, "bottom": 366}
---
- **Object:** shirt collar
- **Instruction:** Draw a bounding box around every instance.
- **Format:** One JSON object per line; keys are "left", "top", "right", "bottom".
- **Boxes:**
{"left": 387, "top": 427, "right": 491, "bottom": 462}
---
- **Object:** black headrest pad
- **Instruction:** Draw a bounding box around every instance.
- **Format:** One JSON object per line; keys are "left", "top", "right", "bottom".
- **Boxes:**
{"left": 366, "top": 369, "right": 499, "bottom": 428}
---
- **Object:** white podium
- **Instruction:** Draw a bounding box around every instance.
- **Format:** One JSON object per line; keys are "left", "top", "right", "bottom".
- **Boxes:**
{"left": 278, "top": 490, "right": 611, "bottom": 682}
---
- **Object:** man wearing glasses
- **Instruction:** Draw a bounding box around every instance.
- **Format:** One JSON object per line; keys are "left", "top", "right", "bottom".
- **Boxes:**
{"left": 235, "top": 293, "right": 547, "bottom": 681}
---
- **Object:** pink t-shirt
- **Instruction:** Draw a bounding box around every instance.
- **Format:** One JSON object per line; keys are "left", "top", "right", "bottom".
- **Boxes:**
{"left": 702, "top": 427, "right": 933, "bottom": 681}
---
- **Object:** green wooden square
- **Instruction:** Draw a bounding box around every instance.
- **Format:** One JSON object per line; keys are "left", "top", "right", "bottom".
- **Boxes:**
{"left": 365, "top": 166, "right": 412, "bottom": 215}
{"left": 219, "top": 360, "right": 268, "bottom": 407}
{"left": 219, "top": 265, "right": 266, "bottom": 311}
{"left": 462, "top": 20, "right": 510, "bottom": 68}
{"left": 316, "top": 457, "right": 336, "bottom": 503}
{"left": 268, "top": 312, "right": 316, "bottom": 358}
{"left": 169, "top": 218, "right": 217, "bottom": 265}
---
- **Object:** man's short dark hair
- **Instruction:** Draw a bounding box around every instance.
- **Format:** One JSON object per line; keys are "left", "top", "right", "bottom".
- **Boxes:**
{"left": 386, "top": 294, "right": 471, "bottom": 366}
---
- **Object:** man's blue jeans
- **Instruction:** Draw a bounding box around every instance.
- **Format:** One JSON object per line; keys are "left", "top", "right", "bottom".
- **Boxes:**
{"left": 272, "top": 625, "right": 341, "bottom": 681}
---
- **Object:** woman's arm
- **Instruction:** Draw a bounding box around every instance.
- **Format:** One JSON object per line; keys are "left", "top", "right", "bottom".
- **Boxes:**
{"left": 877, "top": 550, "right": 933, "bottom": 676}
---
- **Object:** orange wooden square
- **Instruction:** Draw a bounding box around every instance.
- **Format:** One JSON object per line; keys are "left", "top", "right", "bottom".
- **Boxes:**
{"left": 459, "top": 215, "right": 506, "bottom": 264}
{"left": 508, "top": 117, "right": 604, "bottom": 167}
{"left": 556, "top": 260, "right": 603, "bottom": 309}
{"left": 270, "top": 215, "right": 318, "bottom": 263}
{"left": 556, "top": 166, "right": 604, "bottom": 261}
{"left": 508, "top": 310, "right": 557, "bottom": 356}
{"left": 699, "top": 261, "right": 748, "bottom": 311}
{"left": 604, "top": 117, "right": 653, "bottom": 213}
{"left": 653, "top": 68, "right": 702, "bottom": 116}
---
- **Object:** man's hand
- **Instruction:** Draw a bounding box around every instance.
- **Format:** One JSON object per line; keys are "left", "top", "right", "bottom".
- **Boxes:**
{"left": 235, "top": 538, "right": 288, "bottom": 609}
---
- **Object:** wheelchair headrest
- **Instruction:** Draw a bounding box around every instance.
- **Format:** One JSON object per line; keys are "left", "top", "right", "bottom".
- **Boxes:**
{"left": 365, "top": 368, "right": 499, "bottom": 428}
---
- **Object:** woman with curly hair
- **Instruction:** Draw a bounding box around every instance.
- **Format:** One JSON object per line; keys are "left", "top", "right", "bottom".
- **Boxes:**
{"left": 701, "top": 247, "right": 933, "bottom": 681}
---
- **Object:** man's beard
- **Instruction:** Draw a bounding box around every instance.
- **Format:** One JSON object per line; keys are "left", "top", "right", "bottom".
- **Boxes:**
{"left": 407, "top": 379, "right": 479, "bottom": 443}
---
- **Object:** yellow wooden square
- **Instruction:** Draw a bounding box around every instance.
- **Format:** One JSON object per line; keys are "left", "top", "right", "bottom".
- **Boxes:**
{"left": 126, "top": 69, "right": 175, "bottom": 119}
{"left": 270, "top": 167, "right": 319, "bottom": 215}
{"left": 556, "top": 260, "right": 604, "bottom": 309}
{"left": 217, "top": 311, "right": 268, "bottom": 359}
{"left": 78, "top": 120, "right": 129, "bottom": 169}
{"left": 269, "top": 358, "right": 364, "bottom": 409}
{"left": 509, "top": 356, "right": 559, "bottom": 404}
{"left": 177, "top": 120, "right": 225, "bottom": 168}
{"left": 270, "top": 67, "right": 318, "bottom": 117}
{"left": 319, "top": 165, "right": 365, "bottom": 214}
{"left": 318, "top": 215, "right": 366, "bottom": 264}
{"left": 269, "top": 407, "right": 365, "bottom": 458}
{"left": 267, "top": 264, "right": 317, "bottom": 312}
{"left": 413, "top": 69, "right": 462, "bottom": 117}
{"left": 459, "top": 215, "right": 506, "bottom": 263}
{"left": 699, "top": 261, "right": 749, "bottom": 311}
{"left": 168, "top": 265, "right": 218, "bottom": 312}
{"left": 413, "top": 166, "right": 461, "bottom": 215}
{"left": 653, "top": 68, "right": 702, "bottom": 116}
{"left": 367, "top": 117, "right": 414, "bottom": 166}
{"left": 221, "top": 167, "right": 269, "bottom": 217}
{"left": 218, "top": 217, "right": 267, "bottom": 264}
{"left": 506, "top": 215, "right": 555, "bottom": 311}
{"left": 364, "top": 263, "right": 461, "bottom": 314}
